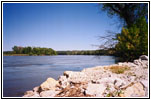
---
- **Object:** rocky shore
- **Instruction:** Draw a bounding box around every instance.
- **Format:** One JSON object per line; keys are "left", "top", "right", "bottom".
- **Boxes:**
{"left": 23, "top": 55, "right": 148, "bottom": 97}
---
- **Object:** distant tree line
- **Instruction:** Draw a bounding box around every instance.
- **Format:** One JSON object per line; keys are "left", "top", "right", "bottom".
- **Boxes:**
{"left": 4, "top": 46, "right": 116, "bottom": 56}
{"left": 4, "top": 46, "right": 57, "bottom": 56}
{"left": 56, "top": 49, "right": 115, "bottom": 55}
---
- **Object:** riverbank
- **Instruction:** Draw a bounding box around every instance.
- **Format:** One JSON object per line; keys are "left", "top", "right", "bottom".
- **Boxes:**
{"left": 3, "top": 54, "right": 29, "bottom": 56}
{"left": 3, "top": 54, "right": 55, "bottom": 56}
{"left": 23, "top": 55, "right": 148, "bottom": 97}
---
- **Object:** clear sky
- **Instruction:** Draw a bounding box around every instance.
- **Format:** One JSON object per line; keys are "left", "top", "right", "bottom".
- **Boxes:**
{"left": 3, "top": 3, "right": 120, "bottom": 51}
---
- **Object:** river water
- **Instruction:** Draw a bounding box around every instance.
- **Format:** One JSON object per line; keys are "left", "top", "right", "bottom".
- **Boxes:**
{"left": 3, "top": 55, "right": 118, "bottom": 97}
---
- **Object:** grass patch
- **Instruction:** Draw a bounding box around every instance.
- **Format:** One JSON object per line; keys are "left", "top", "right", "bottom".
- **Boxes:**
{"left": 104, "top": 65, "right": 130, "bottom": 74}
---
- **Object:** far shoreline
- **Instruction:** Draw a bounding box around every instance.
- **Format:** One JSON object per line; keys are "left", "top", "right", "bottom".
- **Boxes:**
{"left": 3, "top": 54, "right": 57, "bottom": 56}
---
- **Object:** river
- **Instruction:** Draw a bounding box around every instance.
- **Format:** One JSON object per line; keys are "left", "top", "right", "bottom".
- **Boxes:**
{"left": 3, "top": 55, "right": 118, "bottom": 97}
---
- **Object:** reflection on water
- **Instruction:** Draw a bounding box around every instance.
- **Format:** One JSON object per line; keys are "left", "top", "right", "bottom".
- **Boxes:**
{"left": 3, "top": 55, "right": 118, "bottom": 97}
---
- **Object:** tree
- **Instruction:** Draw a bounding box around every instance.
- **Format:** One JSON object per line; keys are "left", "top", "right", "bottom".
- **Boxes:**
{"left": 12, "top": 46, "right": 18, "bottom": 54}
{"left": 12, "top": 46, "right": 23, "bottom": 54}
{"left": 27, "top": 47, "right": 32, "bottom": 54}
{"left": 11, "top": 46, "right": 57, "bottom": 55}
{"left": 101, "top": 3, "right": 148, "bottom": 27}
{"left": 100, "top": 3, "right": 148, "bottom": 61}
{"left": 115, "top": 17, "right": 148, "bottom": 61}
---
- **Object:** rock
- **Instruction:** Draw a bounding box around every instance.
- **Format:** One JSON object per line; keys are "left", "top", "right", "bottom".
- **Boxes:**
{"left": 56, "top": 84, "right": 92, "bottom": 97}
{"left": 139, "top": 55, "right": 148, "bottom": 60}
{"left": 82, "top": 66, "right": 111, "bottom": 81}
{"left": 133, "top": 58, "right": 148, "bottom": 68}
{"left": 30, "top": 92, "right": 40, "bottom": 97}
{"left": 40, "top": 90, "right": 58, "bottom": 97}
{"left": 85, "top": 83, "right": 106, "bottom": 97}
{"left": 133, "top": 59, "right": 142, "bottom": 66}
{"left": 118, "top": 63, "right": 123, "bottom": 66}
{"left": 33, "top": 86, "right": 40, "bottom": 92}
{"left": 140, "top": 80, "right": 148, "bottom": 96}
{"left": 114, "top": 79, "right": 126, "bottom": 88}
{"left": 40, "top": 77, "right": 58, "bottom": 91}
{"left": 119, "top": 93, "right": 124, "bottom": 97}
{"left": 59, "top": 76, "right": 67, "bottom": 82}
{"left": 23, "top": 90, "right": 34, "bottom": 97}
{"left": 23, "top": 90, "right": 40, "bottom": 97}
{"left": 96, "top": 77, "right": 126, "bottom": 88}
{"left": 141, "top": 80, "right": 148, "bottom": 88}
{"left": 58, "top": 76, "right": 69, "bottom": 88}
{"left": 96, "top": 77, "right": 114, "bottom": 84}
{"left": 64, "top": 71, "right": 73, "bottom": 77}
{"left": 122, "top": 82, "right": 145, "bottom": 97}
{"left": 119, "top": 62, "right": 137, "bottom": 67}
{"left": 64, "top": 71, "right": 88, "bottom": 83}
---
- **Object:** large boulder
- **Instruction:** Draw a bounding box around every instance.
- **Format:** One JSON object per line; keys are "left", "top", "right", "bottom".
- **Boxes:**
{"left": 122, "top": 82, "right": 145, "bottom": 97}
{"left": 40, "top": 77, "right": 58, "bottom": 91}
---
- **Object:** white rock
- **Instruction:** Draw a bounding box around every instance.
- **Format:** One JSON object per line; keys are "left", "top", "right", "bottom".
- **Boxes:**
{"left": 64, "top": 71, "right": 87, "bottom": 83}
{"left": 133, "top": 59, "right": 141, "bottom": 66}
{"left": 85, "top": 83, "right": 106, "bottom": 97}
{"left": 23, "top": 90, "right": 40, "bottom": 97}
{"left": 118, "top": 63, "right": 123, "bottom": 66}
{"left": 139, "top": 55, "right": 148, "bottom": 60}
{"left": 23, "top": 90, "right": 34, "bottom": 97}
{"left": 59, "top": 76, "right": 69, "bottom": 88}
{"left": 96, "top": 77, "right": 126, "bottom": 88}
{"left": 40, "top": 90, "right": 58, "bottom": 97}
{"left": 63, "top": 71, "right": 73, "bottom": 77}
{"left": 40, "top": 77, "right": 58, "bottom": 91}
{"left": 141, "top": 80, "right": 148, "bottom": 87}
{"left": 123, "top": 82, "right": 145, "bottom": 97}
{"left": 30, "top": 92, "right": 40, "bottom": 97}
{"left": 96, "top": 77, "right": 114, "bottom": 84}
{"left": 33, "top": 86, "right": 40, "bottom": 92}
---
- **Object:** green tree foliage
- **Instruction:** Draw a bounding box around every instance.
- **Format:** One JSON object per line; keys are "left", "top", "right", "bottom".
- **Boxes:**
{"left": 115, "top": 17, "right": 148, "bottom": 61}
{"left": 11, "top": 46, "right": 57, "bottom": 56}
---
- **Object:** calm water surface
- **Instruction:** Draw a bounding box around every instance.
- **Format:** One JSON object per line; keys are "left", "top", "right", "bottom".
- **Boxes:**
{"left": 3, "top": 55, "right": 118, "bottom": 97}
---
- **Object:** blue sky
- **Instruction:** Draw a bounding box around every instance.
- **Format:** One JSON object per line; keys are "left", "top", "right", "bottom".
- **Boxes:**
{"left": 3, "top": 3, "right": 120, "bottom": 51}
